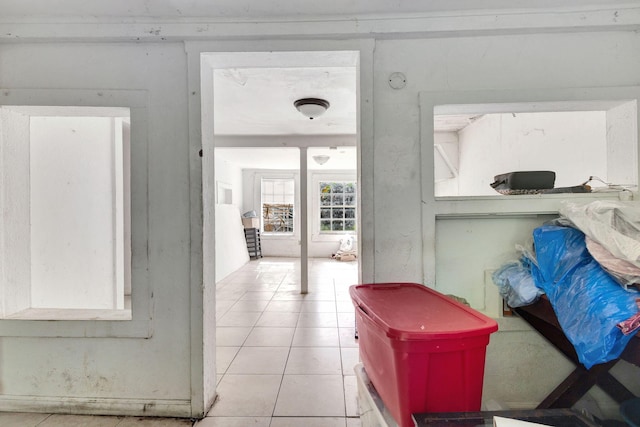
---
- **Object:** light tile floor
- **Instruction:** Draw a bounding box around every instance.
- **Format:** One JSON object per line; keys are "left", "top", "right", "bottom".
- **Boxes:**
{"left": 198, "top": 257, "right": 362, "bottom": 427}
{"left": 0, "top": 413, "right": 194, "bottom": 427}
{"left": 0, "top": 257, "right": 362, "bottom": 427}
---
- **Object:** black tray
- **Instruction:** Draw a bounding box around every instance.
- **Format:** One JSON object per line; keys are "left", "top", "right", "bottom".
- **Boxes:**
{"left": 490, "top": 171, "right": 556, "bottom": 191}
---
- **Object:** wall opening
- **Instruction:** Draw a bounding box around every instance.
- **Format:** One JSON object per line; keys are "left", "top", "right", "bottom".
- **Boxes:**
{"left": 204, "top": 50, "right": 360, "bottom": 281}
{"left": 0, "top": 106, "right": 132, "bottom": 320}
{"left": 434, "top": 100, "right": 638, "bottom": 197}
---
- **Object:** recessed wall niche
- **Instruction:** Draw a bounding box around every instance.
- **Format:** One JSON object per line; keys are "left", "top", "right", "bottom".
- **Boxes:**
{"left": 433, "top": 100, "right": 638, "bottom": 197}
{"left": 0, "top": 105, "right": 131, "bottom": 320}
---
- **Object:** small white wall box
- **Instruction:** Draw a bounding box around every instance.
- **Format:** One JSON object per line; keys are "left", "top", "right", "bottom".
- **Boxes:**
{"left": 242, "top": 217, "right": 260, "bottom": 229}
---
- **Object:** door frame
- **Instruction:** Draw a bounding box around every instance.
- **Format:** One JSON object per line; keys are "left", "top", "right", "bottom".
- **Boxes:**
{"left": 185, "top": 39, "right": 374, "bottom": 416}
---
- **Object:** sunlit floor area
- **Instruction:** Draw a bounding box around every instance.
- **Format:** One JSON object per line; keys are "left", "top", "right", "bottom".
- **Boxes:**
{"left": 197, "top": 256, "right": 361, "bottom": 427}
{"left": 0, "top": 257, "right": 361, "bottom": 427}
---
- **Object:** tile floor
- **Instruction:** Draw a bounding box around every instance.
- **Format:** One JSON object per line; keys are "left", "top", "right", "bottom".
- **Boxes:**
{"left": 198, "top": 257, "right": 362, "bottom": 427}
{"left": 0, "top": 413, "right": 194, "bottom": 427}
{"left": 0, "top": 257, "right": 361, "bottom": 427}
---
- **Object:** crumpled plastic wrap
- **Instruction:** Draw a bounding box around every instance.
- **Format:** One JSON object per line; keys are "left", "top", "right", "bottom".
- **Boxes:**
{"left": 492, "top": 261, "right": 543, "bottom": 308}
{"left": 585, "top": 236, "right": 640, "bottom": 289}
{"left": 529, "top": 224, "right": 640, "bottom": 369}
{"left": 559, "top": 200, "right": 640, "bottom": 270}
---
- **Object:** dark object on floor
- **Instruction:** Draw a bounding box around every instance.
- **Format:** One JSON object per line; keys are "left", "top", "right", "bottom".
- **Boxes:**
{"left": 413, "top": 408, "right": 599, "bottom": 427}
{"left": 244, "top": 227, "right": 263, "bottom": 259}
{"left": 620, "top": 397, "right": 640, "bottom": 427}
{"left": 513, "top": 297, "right": 640, "bottom": 409}
{"left": 598, "top": 419, "right": 630, "bottom": 427}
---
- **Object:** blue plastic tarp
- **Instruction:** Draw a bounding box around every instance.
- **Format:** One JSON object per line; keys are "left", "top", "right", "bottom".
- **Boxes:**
{"left": 529, "top": 224, "right": 640, "bottom": 369}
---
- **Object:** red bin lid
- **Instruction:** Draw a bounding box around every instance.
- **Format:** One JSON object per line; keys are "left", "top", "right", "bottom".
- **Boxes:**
{"left": 350, "top": 283, "right": 498, "bottom": 340}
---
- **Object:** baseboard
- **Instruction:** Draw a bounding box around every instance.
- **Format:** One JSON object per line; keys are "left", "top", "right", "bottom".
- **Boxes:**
{"left": 0, "top": 395, "right": 193, "bottom": 418}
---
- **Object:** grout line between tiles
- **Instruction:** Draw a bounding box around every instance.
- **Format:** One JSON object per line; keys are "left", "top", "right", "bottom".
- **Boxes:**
{"left": 214, "top": 258, "right": 358, "bottom": 424}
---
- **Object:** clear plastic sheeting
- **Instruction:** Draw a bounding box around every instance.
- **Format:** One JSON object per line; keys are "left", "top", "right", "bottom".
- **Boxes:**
{"left": 559, "top": 200, "right": 640, "bottom": 272}
{"left": 529, "top": 224, "right": 640, "bottom": 369}
{"left": 585, "top": 236, "right": 640, "bottom": 289}
{"left": 492, "top": 262, "right": 543, "bottom": 308}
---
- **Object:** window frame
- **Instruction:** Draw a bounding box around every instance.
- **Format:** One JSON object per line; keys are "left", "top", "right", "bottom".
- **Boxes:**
{"left": 0, "top": 88, "right": 151, "bottom": 338}
{"left": 311, "top": 172, "right": 357, "bottom": 242}
{"left": 261, "top": 177, "right": 296, "bottom": 234}
{"left": 252, "top": 171, "right": 300, "bottom": 241}
{"left": 318, "top": 180, "right": 357, "bottom": 234}
{"left": 420, "top": 87, "right": 640, "bottom": 203}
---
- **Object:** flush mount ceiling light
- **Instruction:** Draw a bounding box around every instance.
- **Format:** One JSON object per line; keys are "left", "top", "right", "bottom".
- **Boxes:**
{"left": 312, "top": 155, "right": 330, "bottom": 165}
{"left": 294, "top": 98, "right": 330, "bottom": 120}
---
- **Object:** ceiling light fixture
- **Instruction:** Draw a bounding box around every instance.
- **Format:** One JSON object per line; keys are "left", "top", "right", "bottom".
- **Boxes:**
{"left": 294, "top": 98, "right": 330, "bottom": 120}
{"left": 312, "top": 155, "right": 330, "bottom": 165}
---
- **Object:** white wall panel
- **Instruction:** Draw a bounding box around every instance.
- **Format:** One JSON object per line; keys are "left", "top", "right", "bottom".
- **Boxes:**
{"left": 0, "top": 42, "right": 192, "bottom": 415}
{"left": 30, "top": 116, "right": 117, "bottom": 309}
{"left": 0, "top": 109, "right": 31, "bottom": 316}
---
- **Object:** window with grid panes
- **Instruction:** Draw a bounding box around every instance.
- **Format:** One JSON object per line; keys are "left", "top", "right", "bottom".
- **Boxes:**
{"left": 319, "top": 181, "right": 356, "bottom": 233}
{"left": 261, "top": 178, "right": 294, "bottom": 233}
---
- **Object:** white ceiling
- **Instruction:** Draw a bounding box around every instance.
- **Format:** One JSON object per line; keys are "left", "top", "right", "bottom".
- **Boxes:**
{"left": 216, "top": 147, "right": 356, "bottom": 170}
{"left": 209, "top": 51, "right": 358, "bottom": 170}
{"left": 213, "top": 66, "right": 357, "bottom": 136}
{"left": 433, "top": 115, "right": 483, "bottom": 132}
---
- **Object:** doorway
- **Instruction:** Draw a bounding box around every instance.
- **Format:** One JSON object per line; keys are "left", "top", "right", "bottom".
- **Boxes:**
{"left": 195, "top": 46, "right": 372, "bottom": 414}
{"left": 203, "top": 50, "right": 361, "bottom": 291}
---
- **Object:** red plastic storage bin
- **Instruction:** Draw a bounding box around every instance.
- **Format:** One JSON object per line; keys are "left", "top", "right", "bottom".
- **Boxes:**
{"left": 350, "top": 283, "right": 498, "bottom": 427}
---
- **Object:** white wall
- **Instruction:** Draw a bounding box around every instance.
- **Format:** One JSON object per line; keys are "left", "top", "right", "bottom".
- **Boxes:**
{"left": 214, "top": 205, "right": 250, "bottom": 282}
{"left": 0, "top": 42, "right": 194, "bottom": 416}
{"left": 30, "top": 116, "right": 121, "bottom": 309}
{"left": 434, "top": 131, "right": 459, "bottom": 196}
{"left": 0, "top": 109, "right": 31, "bottom": 316}
{"left": 214, "top": 154, "right": 243, "bottom": 209}
{"left": 607, "top": 101, "right": 638, "bottom": 187}
{"left": 122, "top": 121, "right": 132, "bottom": 297}
{"left": 457, "top": 111, "right": 607, "bottom": 196}
{"left": 214, "top": 150, "right": 249, "bottom": 281}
